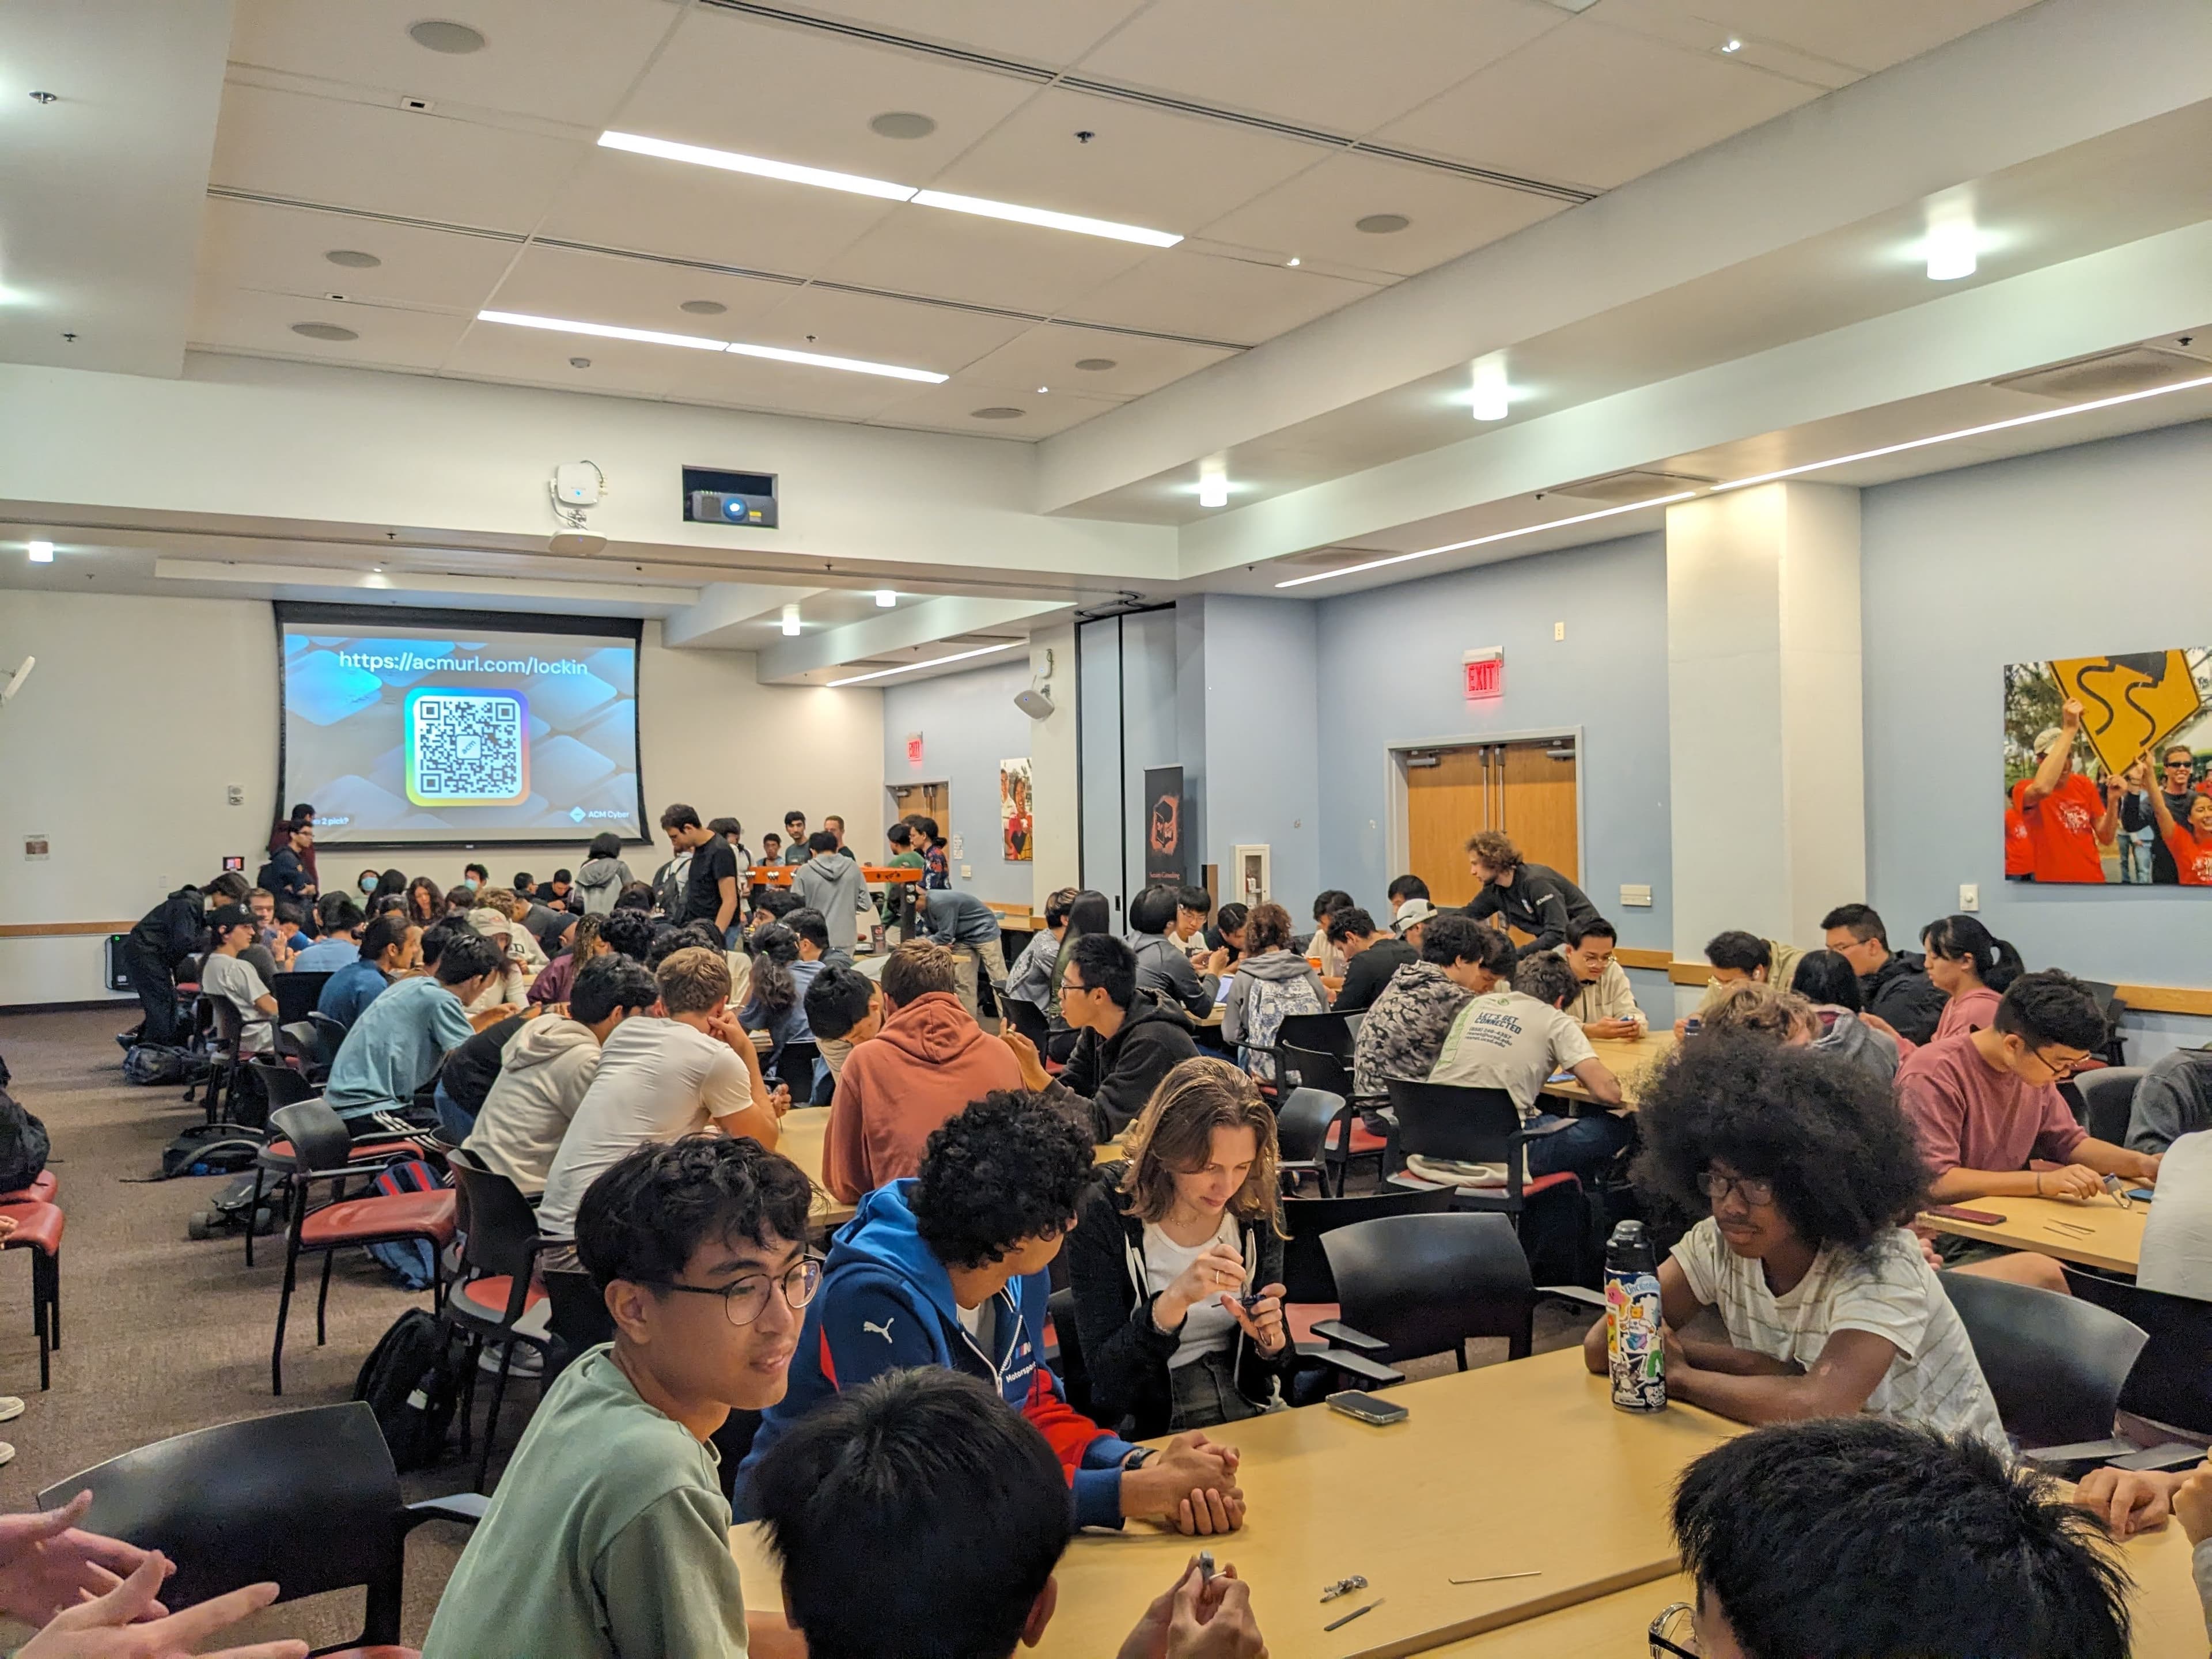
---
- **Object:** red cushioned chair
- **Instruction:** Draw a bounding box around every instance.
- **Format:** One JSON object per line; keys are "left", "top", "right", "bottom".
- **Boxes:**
{"left": 2, "top": 1202, "right": 63, "bottom": 1390}
{"left": 240, "top": 1061, "right": 419, "bottom": 1267}
{"left": 39, "top": 1402, "right": 484, "bottom": 1659}
{"left": 442, "top": 1149, "right": 551, "bottom": 1492}
{"left": 1382, "top": 1078, "right": 1584, "bottom": 1230}
{"left": 267, "top": 1102, "right": 454, "bottom": 1396}
{"left": 0, "top": 1172, "right": 58, "bottom": 1206}
{"left": 1278, "top": 1045, "right": 1388, "bottom": 1190}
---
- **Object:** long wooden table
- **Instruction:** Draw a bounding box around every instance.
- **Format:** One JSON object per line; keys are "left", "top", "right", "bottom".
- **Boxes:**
{"left": 732, "top": 1349, "right": 1737, "bottom": 1658}
{"left": 1921, "top": 1190, "right": 2146, "bottom": 1274}
{"left": 775, "top": 1107, "right": 1122, "bottom": 1232}
{"left": 1543, "top": 1029, "right": 1675, "bottom": 1108}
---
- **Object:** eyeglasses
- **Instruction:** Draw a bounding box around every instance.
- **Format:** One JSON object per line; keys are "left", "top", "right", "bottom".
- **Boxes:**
{"left": 654, "top": 1257, "right": 823, "bottom": 1326}
{"left": 1698, "top": 1170, "right": 1775, "bottom": 1207}
{"left": 2021, "top": 1047, "right": 2089, "bottom": 1081}
{"left": 1649, "top": 1601, "right": 1700, "bottom": 1659}
{"left": 1058, "top": 978, "right": 1093, "bottom": 999}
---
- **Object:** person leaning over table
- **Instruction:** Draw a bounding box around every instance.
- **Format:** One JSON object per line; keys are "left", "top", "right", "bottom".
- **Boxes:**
{"left": 1461, "top": 828, "right": 1601, "bottom": 958}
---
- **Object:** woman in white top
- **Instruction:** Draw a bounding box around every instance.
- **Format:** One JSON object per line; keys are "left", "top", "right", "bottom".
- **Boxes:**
{"left": 1065, "top": 1057, "right": 1293, "bottom": 1438}
{"left": 1582, "top": 1037, "right": 2007, "bottom": 1451}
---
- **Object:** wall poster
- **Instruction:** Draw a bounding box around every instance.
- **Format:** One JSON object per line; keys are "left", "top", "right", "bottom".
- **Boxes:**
{"left": 1143, "top": 765, "right": 1186, "bottom": 888}
{"left": 999, "top": 757, "right": 1032, "bottom": 862}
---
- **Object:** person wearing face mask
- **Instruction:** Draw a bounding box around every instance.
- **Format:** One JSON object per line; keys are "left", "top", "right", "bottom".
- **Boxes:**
{"left": 1066, "top": 1059, "right": 1291, "bottom": 1437}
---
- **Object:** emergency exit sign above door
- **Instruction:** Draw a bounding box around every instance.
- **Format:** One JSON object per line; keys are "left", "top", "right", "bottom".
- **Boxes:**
{"left": 1463, "top": 647, "right": 1503, "bottom": 700}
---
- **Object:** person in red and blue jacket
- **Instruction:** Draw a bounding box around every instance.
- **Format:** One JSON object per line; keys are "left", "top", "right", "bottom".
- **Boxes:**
{"left": 738, "top": 1091, "right": 1249, "bottom": 1536}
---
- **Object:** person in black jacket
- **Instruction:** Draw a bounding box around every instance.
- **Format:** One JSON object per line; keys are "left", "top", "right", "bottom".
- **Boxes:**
{"left": 120, "top": 870, "right": 248, "bottom": 1046}
{"left": 1463, "top": 830, "right": 1600, "bottom": 958}
{"left": 1066, "top": 1056, "right": 1291, "bottom": 1437}
{"left": 1002, "top": 934, "right": 1199, "bottom": 1138}
{"left": 255, "top": 820, "right": 317, "bottom": 915}
{"left": 1820, "top": 904, "right": 1950, "bottom": 1046}
{"left": 1323, "top": 907, "right": 1414, "bottom": 1014}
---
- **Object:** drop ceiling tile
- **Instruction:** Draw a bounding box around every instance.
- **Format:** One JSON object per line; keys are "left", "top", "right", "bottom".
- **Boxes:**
{"left": 672, "top": 350, "right": 921, "bottom": 422}
{"left": 745, "top": 287, "right": 1032, "bottom": 378}
{"left": 1376, "top": 18, "right": 1822, "bottom": 192}
{"left": 1199, "top": 151, "right": 1567, "bottom": 277}
{"left": 816, "top": 207, "right": 1153, "bottom": 318}
{"left": 918, "top": 86, "right": 1321, "bottom": 234}
{"left": 192, "top": 285, "right": 473, "bottom": 370}
{"left": 615, "top": 9, "right": 1039, "bottom": 179}
{"left": 197, "top": 196, "right": 522, "bottom": 311}
{"left": 1073, "top": 0, "right": 1568, "bottom": 135}
{"left": 1586, "top": 1, "right": 1858, "bottom": 88}
{"left": 212, "top": 84, "right": 590, "bottom": 231}
{"left": 1589, "top": 0, "right": 2040, "bottom": 75}
{"left": 956, "top": 323, "right": 1238, "bottom": 399}
{"left": 794, "top": 0, "right": 1152, "bottom": 66}
{"left": 871, "top": 382, "right": 1124, "bottom": 439}
{"left": 1069, "top": 251, "right": 1380, "bottom": 345}
{"left": 536, "top": 146, "right": 903, "bottom": 276}
{"left": 228, "top": 0, "right": 676, "bottom": 125}
{"left": 482, "top": 243, "right": 794, "bottom": 339}
{"left": 444, "top": 315, "right": 698, "bottom": 397}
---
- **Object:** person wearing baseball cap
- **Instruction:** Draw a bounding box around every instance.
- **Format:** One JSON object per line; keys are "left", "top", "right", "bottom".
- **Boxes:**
{"left": 199, "top": 904, "right": 279, "bottom": 1057}
{"left": 1391, "top": 896, "right": 1439, "bottom": 949}
{"left": 2013, "top": 698, "right": 2118, "bottom": 884}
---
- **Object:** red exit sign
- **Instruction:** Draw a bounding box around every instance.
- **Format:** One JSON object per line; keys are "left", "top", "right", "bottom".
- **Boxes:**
{"left": 1463, "top": 649, "right": 1503, "bottom": 700}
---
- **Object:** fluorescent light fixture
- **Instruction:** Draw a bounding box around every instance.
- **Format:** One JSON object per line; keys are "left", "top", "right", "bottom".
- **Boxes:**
{"left": 599, "top": 131, "right": 914, "bottom": 202}
{"left": 781, "top": 604, "right": 802, "bottom": 637}
{"left": 1469, "top": 353, "right": 1510, "bottom": 421}
{"left": 26, "top": 540, "right": 54, "bottom": 563}
{"left": 826, "top": 640, "right": 1021, "bottom": 687}
{"left": 876, "top": 589, "right": 897, "bottom": 608}
{"left": 1275, "top": 493, "right": 1699, "bottom": 589}
{"left": 476, "top": 310, "right": 946, "bottom": 382}
{"left": 1198, "top": 469, "right": 1230, "bottom": 509}
{"left": 603, "top": 130, "right": 1181, "bottom": 248}
{"left": 1715, "top": 370, "right": 2212, "bottom": 493}
{"left": 1286, "top": 256, "right": 1301, "bottom": 267}
{"left": 1923, "top": 202, "right": 1978, "bottom": 281}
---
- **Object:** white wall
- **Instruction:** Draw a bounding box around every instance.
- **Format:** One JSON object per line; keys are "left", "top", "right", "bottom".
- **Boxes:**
{"left": 0, "top": 596, "right": 883, "bottom": 1007}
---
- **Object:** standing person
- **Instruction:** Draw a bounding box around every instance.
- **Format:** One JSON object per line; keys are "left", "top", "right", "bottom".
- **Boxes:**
{"left": 1219, "top": 903, "right": 1325, "bottom": 1086}
{"left": 1819, "top": 904, "right": 1948, "bottom": 1045}
{"left": 1065, "top": 1059, "right": 1292, "bottom": 1437}
{"left": 2147, "top": 770, "right": 2212, "bottom": 885}
{"left": 780, "top": 812, "right": 810, "bottom": 864}
{"left": 661, "top": 804, "right": 737, "bottom": 938}
{"left": 1128, "top": 885, "right": 1218, "bottom": 1020}
{"left": 573, "top": 832, "right": 632, "bottom": 917}
{"left": 198, "top": 904, "right": 279, "bottom": 1058}
{"left": 317, "top": 911, "right": 418, "bottom": 1032}
{"left": 915, "top": 888, "right": 1011, "bottom": 1018}
{"left": 420, "top": 1135, "right": 813, "bottom": 1659}
{"left": 791, "top": 832, "right": 870, "bottom": 956}
{"left": 2012, "top": 698, "right": 2119, "bottom": 884}
{"left": 2151, "top": 743, "right": 2205, "bottom": 885}
{"left": 649, "top": 824, "right": 692, "bottom": 920}
{"left": 916, "top": 817, "right": 950, "bottom": 889}
{"left": 1323, "top": 907, "right": 1414, "bottom": 1015}
{"left": 757, "top": 832, "right": 783, "bottom": 870}
{"left": 121, "top": 872, "right": 242, "bottom": 1046}
{"left": 256, "top": 822, "right": 316, "bottom": 916}
{"left": 883, "top": 822, "right": 926, "bottom": 872}
{"left": 823, "top": 815, "right": 854, "bottom": 857}
{"left": 1462, "top": 830, "right": 1600, "bottom": 959}
{"left": 1556, "top": 916, "right": 1646, "bottom": 1038}
{"left": 267, "top": 802, "right": 319, "bottom": 890}
{"left": 1919, "top": 915, "right": 2023, "bottom": 1041}
{"left": 1351, "top": 915, "right": 1512, "bottom": 1099}
{"left": 1003, "top": 934, "right": 1200, "bottom": 1139}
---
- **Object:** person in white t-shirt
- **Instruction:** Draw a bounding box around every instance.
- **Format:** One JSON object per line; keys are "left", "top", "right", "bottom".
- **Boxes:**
{"left": 1428, "top": 953, "right": 1626, "bottom": 1184}
{"left": 536, "top": 946, "right": 789, "bottom": 1246}
{"left": 198, "top": 903, "right": 278, "bottom": 1056}
{"left": 1582, "top": 1035, "right": 2006, "bottom": 1451}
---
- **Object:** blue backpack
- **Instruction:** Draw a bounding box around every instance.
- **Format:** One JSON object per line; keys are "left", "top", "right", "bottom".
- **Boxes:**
{"left": 368, "top": 1158, "right": 446, "bottom": 1291}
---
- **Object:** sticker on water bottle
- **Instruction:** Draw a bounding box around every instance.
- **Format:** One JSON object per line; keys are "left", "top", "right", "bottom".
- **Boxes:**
{"left": 1606, "top": 1272, "right": 1667, "bottom": 1412}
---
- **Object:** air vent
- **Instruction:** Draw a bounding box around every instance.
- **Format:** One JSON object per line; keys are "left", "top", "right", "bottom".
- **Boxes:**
{"left": 1992, "top": 347, "right": 2212, "bottom": 402}
{"left": 1543, "top": 469, "right": 1713, "bottom": 505}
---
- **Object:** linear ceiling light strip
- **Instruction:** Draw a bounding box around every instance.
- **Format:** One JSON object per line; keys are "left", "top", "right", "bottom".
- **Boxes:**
{"left": 825, "top": 640, "right": 1022, "bottom": 685}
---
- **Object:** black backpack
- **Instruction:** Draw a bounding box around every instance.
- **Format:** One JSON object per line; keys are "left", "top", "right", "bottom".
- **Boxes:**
{"left": 353, "top": 1308, "right": 468, "bottom": 1471}
{"left": 0, "top": 1089, "right": 48, "bottom": 1194}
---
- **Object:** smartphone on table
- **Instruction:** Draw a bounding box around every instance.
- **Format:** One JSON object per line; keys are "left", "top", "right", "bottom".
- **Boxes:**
{"left": 1327, "top": 1389, "right": 1409, "bottom": 1426}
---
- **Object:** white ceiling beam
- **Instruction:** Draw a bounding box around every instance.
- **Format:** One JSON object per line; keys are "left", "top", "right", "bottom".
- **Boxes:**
{"left": 150, "top": 556, "right": 700, "bottom": 611}
{"left": 756, "top": 596, "right": 1066, "bottom": 684}
{"left": 661, "top": 582, "right": 828, "bottom": 648}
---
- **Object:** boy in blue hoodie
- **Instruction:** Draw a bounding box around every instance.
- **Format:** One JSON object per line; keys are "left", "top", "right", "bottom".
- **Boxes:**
{"left": 741, "top": 1092, "right": 1248, "bottom": 1535}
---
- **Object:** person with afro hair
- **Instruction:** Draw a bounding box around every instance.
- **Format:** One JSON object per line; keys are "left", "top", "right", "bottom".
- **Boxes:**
{"left": 1584, "top": 1038, "right": 2004, "bottom": 1449}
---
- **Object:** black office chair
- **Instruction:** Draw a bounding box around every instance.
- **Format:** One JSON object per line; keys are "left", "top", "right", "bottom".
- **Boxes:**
{"left": 1046, "top": 1287, "right": 1093, "bottom": 1420}
{"left": 544, "top": 1266, "right": 615, "bottom": 1384}
{"left": 1277, "top": 1012, "right": 1352, "bottom": 1063}
{"left": 1941, "top": 1270, "right": 2179, "bottom": 1471}
{"left": 445, "top": 1149, "right": 552, "bottom": 1491}
{"left": 1002, "top": 995, "right": 1051, "bottom": 1051}
{"left": 2073, "top": 1066, "right": 2144, "bottom": 1147}
{"left": 1320, "top": 1211, "right": 1596, "bottom": 1372}
{"left": 774, "top": 1039, "right": 822, "bottom": 1100}
{"left": 38, "top": 1402, "right": 484, "bottom": 1658}
{"left": 2075, "top": 980, "right": 2131, "bottom": 1066}
{"left": 1275, "top": 1088, "right": 1346, "bottom": 1195}
{"left": 274, "top": 969, "right": 333, "bottom": 1027}
{"left": 1280, "top": 1186, "right": 1456, "bottom": 1336}
{"left": 1385, "top": 1078, "right": 1584, "bottom": 1229}
{"left": 2064, "top": 1267, "right": 2212, "bottom": 1447}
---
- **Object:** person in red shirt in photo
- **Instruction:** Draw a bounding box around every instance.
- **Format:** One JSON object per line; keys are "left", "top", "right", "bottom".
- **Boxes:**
{"left": 2148, "top": 767, "right": 2212, "bottom": 885}
{"left": 2012, "top": 699, "right": 2118, "bottom": 884}
{"left": 2003, "top": 789, "right": 2034, "bottom": 881}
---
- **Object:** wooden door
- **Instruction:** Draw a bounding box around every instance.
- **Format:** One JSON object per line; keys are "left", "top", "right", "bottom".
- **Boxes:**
{"left": 1405, "top": 747, "right": 1489, "bottom": 907}
{"left": 1497, "top": 740, "right": 1578, "bottom": 882}
{"left": 888, "top": 781, "right": 948, "bottom": 827}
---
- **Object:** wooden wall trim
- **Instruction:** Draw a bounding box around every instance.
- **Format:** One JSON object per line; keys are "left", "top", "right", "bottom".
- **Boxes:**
{"left": 1637, "top": 955, "right": 2211, "bottom": 1017}
{"left": 0, "top": 922, "right": 132, "bottom": 940}
{"left": 1615, "top": 947, "right": 1672, "bottom": 971}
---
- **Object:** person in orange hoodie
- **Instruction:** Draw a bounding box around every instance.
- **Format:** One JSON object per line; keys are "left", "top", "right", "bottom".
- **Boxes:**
{"left": 823, "top": 940, "right": 1022, "bottom": 1203}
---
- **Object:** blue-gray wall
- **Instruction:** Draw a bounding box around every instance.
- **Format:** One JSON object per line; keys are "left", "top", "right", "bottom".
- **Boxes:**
{"left": 881, "top": 657, "right": 1033, "bottom": 906}
{"left": 1196, "top": 594, "right": 1323, "bottom": 911}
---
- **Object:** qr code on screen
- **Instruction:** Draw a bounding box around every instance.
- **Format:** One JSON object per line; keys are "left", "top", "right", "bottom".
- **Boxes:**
{"left": 406, "top": 691, "right": 529, "bottom": 805}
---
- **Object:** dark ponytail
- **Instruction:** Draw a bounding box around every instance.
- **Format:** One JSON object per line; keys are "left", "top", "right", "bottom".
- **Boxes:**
{"left": 749, "top": 925, "right": 800, "bottom": 1019}
{"left": 1922, "top": 914, "right": 2022, "bottom": 992}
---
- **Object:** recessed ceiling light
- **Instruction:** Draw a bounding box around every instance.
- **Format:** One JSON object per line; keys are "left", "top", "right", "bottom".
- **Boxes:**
{"left": 599, "top": 130, "right": 1181, "bottom": 247}
{"left": 876, "top": 589, "right": 897, "bottom": 607}
{"left": 781, "top": 604, "right": 802, "bottom": 637}
{"left": 827, "top": 640, "right": 1021, "bottom": 687}
{"left": 1198, "top": 467, "right": 1229, "bottom": 509}
{"left": 1355, "top": 213, "right": 1410, "bottom": 234}
{"left": 325, "top": 249, "right": 381, "bottom": 269}
{"left": 971, "top": 406, "right": 1025, "bottom": 419}
{"left": 408, "top": 19, "right": 486, "bottom": 53}
{"left": 869, "top": 111, "right": 937, "bottom": 139}
{"left": 1923, "top": 202, "right": 1979, "bottom": 281}
{"left": 1036, "top": 385, "right": 1050, "bottom": 393}
{"left": 1285, "top": 256, "right": 1301, "bottom": 267}
{"left": 568, "top": 357, "right": 591, "bottom": 369}
{"left": 475, "top": 310, "right": 948, "bottom": 382}
{"left": 26, "top": 540, "right": 54, "bottom": 563}
{"left": 679, "top": 299, "right": 728, "bottom": 315}
{"left": 1719, "top": 37, "right": 1743, "bottom": 52}
{"left": 1074, "top": 358, "right": 1116, "bottom": 372}
{"left": 1469, "top": 352, "right": 1510, "bottom": 421}
{"left": 291, "top": 321, "right": 358, "bottom": 342}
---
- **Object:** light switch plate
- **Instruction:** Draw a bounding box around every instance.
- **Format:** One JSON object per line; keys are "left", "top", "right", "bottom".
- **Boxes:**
{"left": 960, "top": 864, "right": 972, "bottom": 878}
{"left": 1960, "top": 883, "right": 1979, "bottom": 912}
{"left": 1554, "top": 622, "right": 1566, "bottom": 641}
{"left": 1619, "top": 883, "right": 1652, "bottom": 908}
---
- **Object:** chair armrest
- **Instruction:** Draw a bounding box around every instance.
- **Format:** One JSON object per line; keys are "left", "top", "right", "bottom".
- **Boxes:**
{"left": 1309, "top": 1320, "right": 1388, "bottom": 1354}
{"left": 296, "top": 1157, "right": 412, "bottom": 1185}
{"left": 403, "top": 1492, "right": 489, "bottom": 1532}
{"left": 1537, "top": 1284, "right": 1607, "bottom": 1309}
{"left": 2108, "top": 1442, "right": 2210, "bottom": 1473}
{"left": 1307, "top": 1350, "right": 1407, "bottom": 1388}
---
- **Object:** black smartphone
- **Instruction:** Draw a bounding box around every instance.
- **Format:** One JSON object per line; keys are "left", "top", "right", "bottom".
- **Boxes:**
{"left": 1326, "top": 1389, "right": 1410, "bottom": 1426}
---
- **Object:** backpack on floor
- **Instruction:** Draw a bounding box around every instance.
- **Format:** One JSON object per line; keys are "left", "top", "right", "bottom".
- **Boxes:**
{"left": 353, "top": 1307, "right": 467, "bottom": 1471}
{"left": 366, "top": 1158, "right": 446, "bottom": 1291}
{"left": 123, "top": 1044, "right": 196, "bottom": 1086}
{"left": 157, "top": 1125, "right": 264, "bottom": 1180}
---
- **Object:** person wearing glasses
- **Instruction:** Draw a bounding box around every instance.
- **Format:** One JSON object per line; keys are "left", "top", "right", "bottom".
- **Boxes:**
{"left": 1897, "top": 971, "right": 2159, "bottom": 1234}
{"left": 422, "top": 1135, "right": 815, "bottom": 1659}
{"left": 1647, "top": 1417, "right": 2128, "bottom": 1659}
{"left": 1582, "top": 1038, "right": 2006, "bottom": 1448}
{"left": 2149, "top": 743, "right": 2205, "bottom": 885}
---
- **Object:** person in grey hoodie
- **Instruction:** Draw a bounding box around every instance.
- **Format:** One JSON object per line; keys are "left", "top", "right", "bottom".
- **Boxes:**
{"left": 2128, "top": 1046, "right": 2212, "bottom": 1154}
{"left": 463, "top": 953, "right": 658, "bottom": 1194}
{"left": 1127, "top": 884, "right": 1218, "bottom": 1020}
{"left": 1219, "top": 903, "right": 1326, "bottom": 1085}
{"left": 1351, "top": 914, "right": 1513, "bottom": 1099}
{"left": 791, "top": 831, "right": 873, "bottom": 955}
{"left": 570, "top": 832, "right": 633, "bottom": 918}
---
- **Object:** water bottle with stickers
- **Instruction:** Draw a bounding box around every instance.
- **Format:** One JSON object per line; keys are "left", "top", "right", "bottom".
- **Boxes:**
{"left": 1604, "top": 1219, "right": 1666, "bottom": 1412}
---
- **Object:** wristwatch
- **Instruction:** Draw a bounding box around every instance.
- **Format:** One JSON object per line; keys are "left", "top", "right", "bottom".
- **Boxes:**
{"left": 1122, "top": 1446, "right": 1156, "bottom": 1470}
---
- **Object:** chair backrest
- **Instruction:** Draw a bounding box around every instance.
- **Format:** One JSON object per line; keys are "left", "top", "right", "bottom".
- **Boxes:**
{"left": 1275, "top": 1088, "right": 1346, "bottom": 1167}
{"left": 1002, "top": 996, "right": 1050, "bottom": 1050}
{"left": 2063, "top": 1267, "right": 2212, "bottom": 1437}
{"left": 774, "top": 1039, "right": 820, "bottom": 1097}
{"left": 1046, "top": 1286, "right": 1093, "bottom": 1419}
{"left": 544, "top": 1268, "right": 615, "bottom": 1381}
{"left": 267, "top": 1099, "right": 355, "bottom": 1175}
{"left": 207, "top": 994, "right": 243, "bottom": 1047}
{"left": 1279, "top": 1187, "right": 1457, "bottom": 1305}
{"left": 1321, "top": 1211, "right": 1536, "bottom": 1363}
{"left": 39, "top": 1403, "right": 404, "bottom": 1644}
{"left": 2075, "top": 980, "right": 2129, "bottom": 1065}
{"left": 306, "top": 1010, "right": 347, "bottom": 1068}
{"left": 446, "top": 1148, "right": 544, "bottom": 1317}
{"left": 248, "top": 1056, "right": 319, "bottom": 1111}
{"left": 1387, "top": 1078, "right": 1524, "bottom": 1167}
{"left": 1278, "top": 1012, "right": 1352, "bottom": 1061}
{"left": 2074, "top": 1066, "right": 2145, "bottom": 1147}
{"left": 274, "top": 970, "right": 332, "bottom": 1026}
{"left": 1279, "top": 1043, "right": 1354, "bottom": 1098}
{"left": 1941, "top": 1270, "right": 2146, "bottom": 1447}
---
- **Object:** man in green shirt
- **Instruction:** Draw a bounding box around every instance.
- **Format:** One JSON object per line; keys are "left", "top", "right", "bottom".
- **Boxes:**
{"left": 422, "top": 1136, "right": 816, "bottom": 1659}
{"left": 885, "top": 821, "right": 927, "bottom": 870}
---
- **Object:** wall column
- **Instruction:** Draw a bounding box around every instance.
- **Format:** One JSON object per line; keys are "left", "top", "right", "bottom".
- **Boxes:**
{"left": 1666, "top": 483, "right": 1865, "bottom": 967}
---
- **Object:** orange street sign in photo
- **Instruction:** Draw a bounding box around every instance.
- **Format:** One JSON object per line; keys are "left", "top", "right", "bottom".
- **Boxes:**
{"left": 2048, "top": 650, "right": 2205, "bottom": 774}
